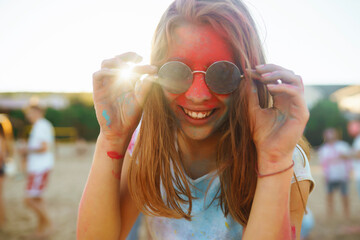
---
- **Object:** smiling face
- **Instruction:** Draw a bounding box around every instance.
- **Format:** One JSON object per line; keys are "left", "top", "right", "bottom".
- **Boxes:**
{"left": 162, "top": 23, "right": 234, "bottom": 140}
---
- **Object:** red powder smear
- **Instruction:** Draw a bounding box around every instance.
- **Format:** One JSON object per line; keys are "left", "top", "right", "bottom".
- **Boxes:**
{"left": 168, "top": 24, "right": 233, "bottom": 110}
{"left": 112, "top": 170, "right": 120, "bottom": 179}
{"left": 127, "top": 127, "right": 139, "bottom": 154}
{"left": 107, "top": 151, "right": 124, "bottom": 159}
{"left": 280, "top": 199, "right": 292, "bottom": 240}
{"left": 291, "top": 225, "right": 296, "bottom": 240}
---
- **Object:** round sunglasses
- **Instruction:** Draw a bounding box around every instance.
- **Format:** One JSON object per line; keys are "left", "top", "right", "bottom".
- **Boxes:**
{"left": 158, "top": 61, "right": 244, "bottom": 94}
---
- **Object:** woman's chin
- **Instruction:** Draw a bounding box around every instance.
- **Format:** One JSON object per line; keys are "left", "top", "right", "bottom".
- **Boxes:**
{"left": 179, "top": 125, "right": 215, "bottom": 141}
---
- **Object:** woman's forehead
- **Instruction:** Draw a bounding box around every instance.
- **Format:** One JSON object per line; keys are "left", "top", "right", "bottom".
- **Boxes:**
{"left": 167, "top": 23, "right": 234, "bottom": 66}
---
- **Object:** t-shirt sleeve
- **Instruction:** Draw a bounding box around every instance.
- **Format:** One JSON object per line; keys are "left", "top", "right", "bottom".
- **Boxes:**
{"left": 353, "top": 136, "right": 360, "bottom": 151}
{"left": 291, "top": 145, "right": 315, "bottom": 193}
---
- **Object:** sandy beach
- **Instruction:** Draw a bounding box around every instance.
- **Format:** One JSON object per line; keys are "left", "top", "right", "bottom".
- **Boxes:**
{"left": 0, "top": 143, "right": 359, "bottom": 240}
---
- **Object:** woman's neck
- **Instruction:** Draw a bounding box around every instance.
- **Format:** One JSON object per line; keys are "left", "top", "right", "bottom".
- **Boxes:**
{"left": 177, "top": 130, "right": 220, "bottom": 180}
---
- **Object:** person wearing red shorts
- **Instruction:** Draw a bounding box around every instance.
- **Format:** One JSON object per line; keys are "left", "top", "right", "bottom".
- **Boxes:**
{"left": 20, "top": 104, "right": 55, "bottom": 238}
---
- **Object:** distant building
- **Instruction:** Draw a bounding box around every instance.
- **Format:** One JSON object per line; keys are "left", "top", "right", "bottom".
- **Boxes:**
{"left": 0, "top": 93, "right": 70, "bottom": 110}
{"left": 331, "top": 85, "right": 360, "bottom": 119}
{"left": 304, "top": 85, "right": 360, "bottom": 119}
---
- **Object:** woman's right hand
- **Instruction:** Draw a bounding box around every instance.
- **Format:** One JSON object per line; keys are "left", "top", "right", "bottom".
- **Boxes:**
{"left": 92, "top": 52, "right": 158, "bottom": 141}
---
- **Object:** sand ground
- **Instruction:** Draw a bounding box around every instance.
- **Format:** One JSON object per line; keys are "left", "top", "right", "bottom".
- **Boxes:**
{"left": 0, "top": 142, "right": 359, "bottom": 240}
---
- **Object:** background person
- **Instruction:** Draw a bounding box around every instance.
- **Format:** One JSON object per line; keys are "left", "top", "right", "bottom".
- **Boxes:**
{"left": 318, "top": 128, "right": 352, "bottom": 219}
{"left": 19, "top": 104, "right": 55, "bottom": 238}
{"left": 351, "top": 120, "right": 360, "bottom": 198}
{"left": 0, "top": 124, "right": 8, "bottom": 228}
{"left": 0, "top": 114, "right": 15, "bottom": 229}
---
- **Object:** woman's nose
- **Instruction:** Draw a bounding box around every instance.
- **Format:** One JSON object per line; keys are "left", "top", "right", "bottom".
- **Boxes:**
{"left": 184, "top": 72, "right": 212, "bottom": 103}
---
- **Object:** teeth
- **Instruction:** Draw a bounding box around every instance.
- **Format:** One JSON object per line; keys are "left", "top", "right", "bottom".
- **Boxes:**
{"left": 183, "top": 108, "right": 212, "bottom": 119}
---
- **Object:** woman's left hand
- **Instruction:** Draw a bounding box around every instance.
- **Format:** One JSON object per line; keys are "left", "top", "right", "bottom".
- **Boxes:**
{"left": 247, "top": 64, "right": 309, "bottom": 170}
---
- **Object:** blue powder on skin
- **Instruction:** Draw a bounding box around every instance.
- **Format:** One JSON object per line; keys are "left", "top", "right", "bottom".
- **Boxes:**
{"left": 102, "top": 109, "right": 111, "bottom": 126}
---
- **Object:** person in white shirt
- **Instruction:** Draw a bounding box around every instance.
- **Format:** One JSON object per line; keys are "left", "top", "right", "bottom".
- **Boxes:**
{"left": 318, "top": 128, "right": 352, "bottom": 218}
{"left": 351, "top": 123, "right": 360, "bottom": 198}
{"left": 20, "top": 105, "right": 55, "bottom": 238}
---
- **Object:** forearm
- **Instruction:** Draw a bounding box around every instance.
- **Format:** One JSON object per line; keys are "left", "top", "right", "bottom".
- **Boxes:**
{"left": 77, "top": 133, "right": 131, "bottom": 239}
{"left": 243, "top": 155, "right": 294, "bottom": 240}
{"left": 26, "top": 142, "right": 48, "bottom": 154}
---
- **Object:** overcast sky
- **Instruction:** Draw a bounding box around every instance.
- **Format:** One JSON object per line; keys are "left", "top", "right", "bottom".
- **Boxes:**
{"left": 0, "top": 0, "right": 359, "bottom": 92}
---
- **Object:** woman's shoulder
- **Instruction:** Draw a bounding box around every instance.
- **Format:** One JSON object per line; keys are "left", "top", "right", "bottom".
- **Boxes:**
{"left": 291, "top": 145, "right": 315, "bottom": 192}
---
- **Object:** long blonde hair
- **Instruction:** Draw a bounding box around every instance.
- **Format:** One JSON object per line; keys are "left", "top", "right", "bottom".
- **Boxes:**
{"left": 129, "top": 0, "right": 309, "bottom": 226}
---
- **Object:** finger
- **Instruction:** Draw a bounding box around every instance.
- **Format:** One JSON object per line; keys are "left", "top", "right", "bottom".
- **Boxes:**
{"left": 255, "top": 63, "right": 286, "bottom": 75}
{"left": 245, "top": 68, "right": 262, "bottom": 80}
{"left": 267, "top": 83, "right": 299, "bottom": 97}
{"left": 127, "top": 65, "right": 158, "bottom": 87}
{"left": 259, "top": 70, "right": 303, "bottom": 88}
{"left": 115, "top": 52, "right": 143, "bottom": 63}
{"left": 267, "top": 83, "right": 306, "bottom": 110}
{"left": 101, "top": 58, "right": 128, "bottom": 69}
{"left": 93, "top": 68, "right": 121, "bottom": 89}
{"left": 93, "top": 68, "right": 119, "bottom": 81}
{"left": 134, "top": 75, "right": 159, "bottom": 107}
{"left": 132, "top": 65, "right": 158, "bottom": 75}
{"left": 93, "top": 68, "right": 136, "bottom": 93}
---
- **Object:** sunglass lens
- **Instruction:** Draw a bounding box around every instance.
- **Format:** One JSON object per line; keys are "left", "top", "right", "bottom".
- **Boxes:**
{"left": 158, "top": 61, "right": 192, "bottom": 94}
{"left": 205, "top": 62, "right": 241, "bottom": 94}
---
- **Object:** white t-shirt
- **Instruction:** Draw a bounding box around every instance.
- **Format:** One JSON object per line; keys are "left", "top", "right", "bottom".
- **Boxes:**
{"left": 27, "top": 118, "right": 55, "bottom": 173}
{"left": 318, "top": 141, "right": 352, "bottom": 182}
{"left": 128, "top": 127, "right": 315, "bottom": 239}
{"left": 353, "top": 135, "right": 360, "bottom": 180}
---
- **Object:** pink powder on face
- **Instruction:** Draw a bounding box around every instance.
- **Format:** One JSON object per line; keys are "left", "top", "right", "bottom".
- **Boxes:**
{"left": 162, "top": 23, "right": 235, "bottom": 140}
{"left": 168, "top": 23, "right": 234, "bottom": 109}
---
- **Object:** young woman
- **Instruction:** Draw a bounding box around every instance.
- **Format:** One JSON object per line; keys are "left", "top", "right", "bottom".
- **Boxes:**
{"left": 77, "top": 0, "right": 314, "bottom": 239}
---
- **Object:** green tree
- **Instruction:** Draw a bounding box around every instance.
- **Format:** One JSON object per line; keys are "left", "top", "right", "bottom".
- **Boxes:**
{"left": 305, "top": 99, "right": 350, "bottom": 147}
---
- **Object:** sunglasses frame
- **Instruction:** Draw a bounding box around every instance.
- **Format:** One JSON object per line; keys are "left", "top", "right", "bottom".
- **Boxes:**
{"left": 158, "top": 60, "right": 244, "bottom": 94}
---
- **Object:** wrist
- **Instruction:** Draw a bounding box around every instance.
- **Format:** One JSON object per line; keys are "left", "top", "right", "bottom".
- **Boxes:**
{"left": 97, "top": 132, "right": 133, "bottom": 153}
{"left": 257, "top": 152, "right": 293, "bottom": 175}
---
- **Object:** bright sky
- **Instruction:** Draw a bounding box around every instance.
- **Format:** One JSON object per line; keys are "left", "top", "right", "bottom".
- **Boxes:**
{"left": 0, "top": 0, "right": 359, "bottom": 92}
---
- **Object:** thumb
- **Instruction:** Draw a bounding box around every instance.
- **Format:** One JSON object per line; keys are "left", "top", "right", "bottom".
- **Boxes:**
{"left": 134, "top": 74, "right": 158, "bottom": 107}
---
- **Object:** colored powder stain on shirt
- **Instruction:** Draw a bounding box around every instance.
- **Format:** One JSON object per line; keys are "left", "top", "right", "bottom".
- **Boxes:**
{"left": 174, "top": 230, "right": 177, "bottom": 234}
{"left": 102, "top": 110, "right": 111, "bottom": 126}
{"left": 225, "top": 222, "right": 230, "bottom": 229}
{"left": 138, "top": 139, "right": 315, "bottom": 240}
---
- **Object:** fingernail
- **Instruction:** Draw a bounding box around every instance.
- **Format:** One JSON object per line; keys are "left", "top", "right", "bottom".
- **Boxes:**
{"left": 261, "top": 72, "right": 272, "bottom": 77}
{"left": 267, "top": 84, "right": 276, "bottom": 88}
{"left": 256, "top": 64, "right": 265, "bottom": 69}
